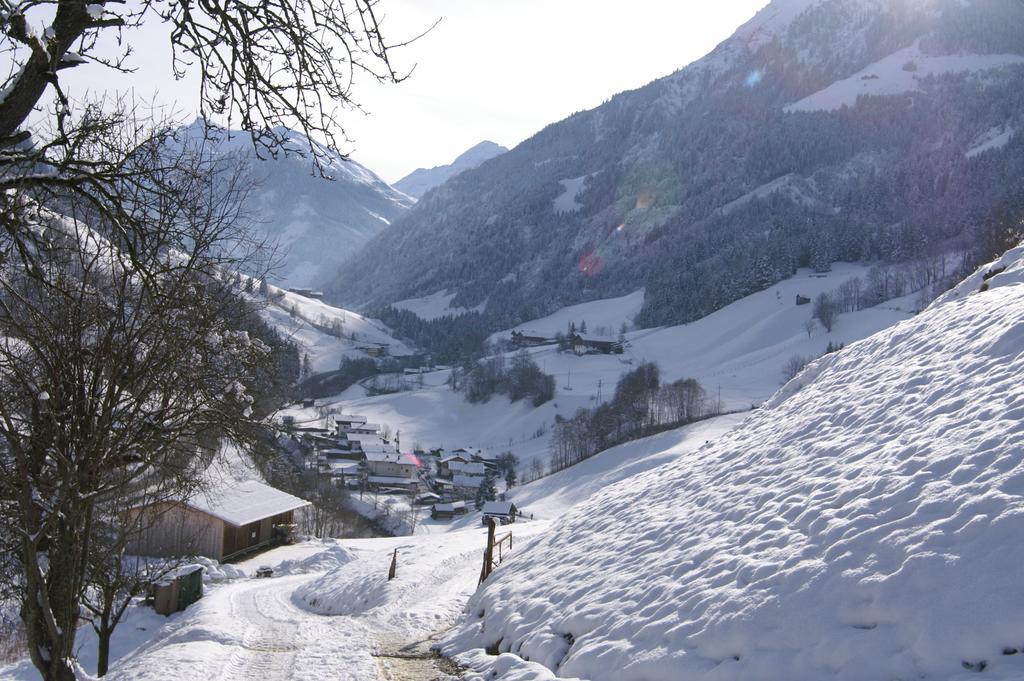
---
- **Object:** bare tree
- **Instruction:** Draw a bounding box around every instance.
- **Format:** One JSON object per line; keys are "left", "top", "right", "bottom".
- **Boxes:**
{"left": 783, "top": 354, "right": 811, "bottom": 382}
{"left": 813, "top": 292, "right": 837, "bottom": 333}
{"left": 0, "top": 123, "right": 274, "bottom": 681}
{"left": 803, "top": 317, "right": 816, "bottom": 338}
{"left": 0, "top": 0, "right": 420, "bottom": 170}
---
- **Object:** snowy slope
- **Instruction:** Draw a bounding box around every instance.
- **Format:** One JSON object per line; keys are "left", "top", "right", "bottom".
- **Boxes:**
{"left": 391, "top": 289, "right": 485, "bottom": 321}
{"left": 296, "top": 264, "right": 912, "bottom": 470}
{"left": 259, "top": 284, "right": 412, "bottom": 374}
{"left": 393, "top": 141, "right": 508, "bottom": 199}
{"left": 786, "top": 42, "right": 1024, "bottom": 112}
{"left": 171, "top": 121, "right": 413, "bottom": 288}
{"left": 444, "top": 246, "right": 1024, "bottom": 681}
{"left": 493, "top": 289, "right": 645, "bottom": 342}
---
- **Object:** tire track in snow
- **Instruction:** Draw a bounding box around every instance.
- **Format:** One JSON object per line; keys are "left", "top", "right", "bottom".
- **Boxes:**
{"left": 220, "top": 582, "right": 300, "bottom": 681}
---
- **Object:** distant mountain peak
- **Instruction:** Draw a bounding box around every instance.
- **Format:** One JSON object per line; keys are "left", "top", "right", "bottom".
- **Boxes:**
{"left": 170, "top": 121, "right": 412, "bottom": 289}
{"left": 394, "top": 140, "right": 508, "bottom": 199}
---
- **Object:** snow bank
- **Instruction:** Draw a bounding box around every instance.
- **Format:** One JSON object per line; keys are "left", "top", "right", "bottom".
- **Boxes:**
{"left": 273, "top": 543, "right": 358, "bottom": 576}
{"left": 445, "top": 247, "right": 1024, "bottom": 680}
{"left": 189, "top": 556, "right": 246, "bottom": 583}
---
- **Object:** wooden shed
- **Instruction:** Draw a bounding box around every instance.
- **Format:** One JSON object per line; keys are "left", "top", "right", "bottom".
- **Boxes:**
{"left": 431, "top": 501, "right": 468, "bottom": 520}
{"left": 481, "top": 501, "right": 519, "bottom": 525}
{"left": 132, "top": 479, "right": 310, "bottom": 562}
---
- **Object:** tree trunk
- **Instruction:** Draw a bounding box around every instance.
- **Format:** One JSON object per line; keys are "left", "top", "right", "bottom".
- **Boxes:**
{"left": 97, "top": 623, "right": 111, "bottom": 677}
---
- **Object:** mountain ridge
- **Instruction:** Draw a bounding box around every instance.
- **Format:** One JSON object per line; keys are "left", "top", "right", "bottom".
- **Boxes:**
{"left": 393, "top": 140, "right": 508, "bottom": 199}
{"left": 326, "top": 0, "right": 1024, "bottom": 332}
{"left": 174, "top": 121, "right": 414, "bottom": 289}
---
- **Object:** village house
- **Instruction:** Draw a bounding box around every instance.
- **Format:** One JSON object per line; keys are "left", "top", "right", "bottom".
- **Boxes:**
{"left": 438, "top": 454, "right": 471, "bottom": 478}
{"left": 431, "top": 501, "right": 468, "bottom": 520}
{"left": 452, "top": 474, "right": 485, "bottom": 492}
{"left": 364, "top": 451, "right": 420, "bottom": 492}
{"left": 448, "top": 460, "right": 487, "bottom": 477}
{"left": 356, "top": 343, "right": 389, "bottom": 357}
{"left": 570, "top": 333, "right": 624, "bottom": 356}
{"left": 481, "top": 500, "right": 519, "bottom": 525}
{"left": 510, "top": 330, "right": 554, "bottom": 348}
{"left": 331, "top": 413, "right": 367, "bottom": 435}
{"left": 131, "top": 479, "right": 310, "bottom": 562}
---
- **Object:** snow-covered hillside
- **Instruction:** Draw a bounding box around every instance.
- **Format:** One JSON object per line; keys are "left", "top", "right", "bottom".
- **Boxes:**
{"left": 391, "top": 289, "right": 485, "bottom": 321}
{"left": 444, "top": 247, "right": 1024, "bottom": 681}
{"left": 295, "top": 264, "right": 913, "bottom": 469}
{"left": 786, "top": 41, "right": 1024, "bottom": 112}
{"left": 258, "top": 285, "right": 412, "bottom": 373}
{"left": 172, "top": 121, "right": 413, "bottom": 288}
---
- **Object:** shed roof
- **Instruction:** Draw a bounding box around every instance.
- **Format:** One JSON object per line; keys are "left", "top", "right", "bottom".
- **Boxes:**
{"left": 187, "top": 479, "right": 310, "bottom": 527}
{"left": 452, "top": 474, "right": 485, "bottom": 489}
{"left": 481, "top": 501, "right": 517, "bottom": 516}
{"left": 432, "top": 501, "right": 467, "bottom": 512}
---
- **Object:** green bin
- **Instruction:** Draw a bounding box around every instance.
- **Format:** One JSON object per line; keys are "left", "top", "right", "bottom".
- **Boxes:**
{"left": 175, "top": 565, "right": 204, "bottom": 610}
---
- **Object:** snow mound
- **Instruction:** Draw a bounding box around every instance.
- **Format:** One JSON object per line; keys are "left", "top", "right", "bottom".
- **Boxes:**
{"left": 188, "top": 556, "right": 246, "bottom": 583}
{"left": 445, "top": 247, "right": 1024, "bottom": 681}
{"left": 274, "top": 543, "right": 358, "bottom": 576}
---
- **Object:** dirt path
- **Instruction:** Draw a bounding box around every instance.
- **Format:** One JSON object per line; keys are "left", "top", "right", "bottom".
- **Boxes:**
{"left": 373, "top": 632, "right": 465, "bottom": 681}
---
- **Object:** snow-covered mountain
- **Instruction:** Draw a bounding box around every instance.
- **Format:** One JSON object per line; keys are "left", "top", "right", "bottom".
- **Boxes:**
{"left": 327, "top": 0, "right": 1024, "bottom": 330}
{"left": 173, "top": 122, "right": 413, "bottom": 289}
{"left": 393, "top": 141, "right": 507, "bottom": 199}
{"left": 444, "top": 244, "right": 1024, "bottom": 680}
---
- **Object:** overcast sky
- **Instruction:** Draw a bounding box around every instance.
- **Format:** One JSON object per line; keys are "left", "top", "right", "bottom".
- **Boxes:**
{"left": 63, "top": 1, "right": 769, "bottom": 183}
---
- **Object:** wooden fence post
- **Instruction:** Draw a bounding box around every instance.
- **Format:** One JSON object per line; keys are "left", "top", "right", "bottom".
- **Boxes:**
{"left": 388, "top": 548, "right": 397, "bottom": 580}
{"left": 479, "top": 517, "right": 496, "bottom": 584}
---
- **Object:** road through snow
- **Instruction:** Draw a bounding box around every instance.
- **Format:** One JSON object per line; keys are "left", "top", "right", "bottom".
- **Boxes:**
{"left": 102, "top": 530, "right": 498, "bottom": 681}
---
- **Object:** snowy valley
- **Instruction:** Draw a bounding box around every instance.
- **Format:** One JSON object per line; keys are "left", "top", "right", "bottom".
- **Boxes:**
{"left": 3, "top": 1, "right": 1024, "bottom": 681}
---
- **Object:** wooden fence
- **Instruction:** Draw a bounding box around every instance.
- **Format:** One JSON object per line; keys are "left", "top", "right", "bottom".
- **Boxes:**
{"left": 479, "top": 517, "right": 512, "bottom": 584}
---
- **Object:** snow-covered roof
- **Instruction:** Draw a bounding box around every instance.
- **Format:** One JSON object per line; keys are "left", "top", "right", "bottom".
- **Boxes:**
{"left": 345, "top": 432, "right": 384, "bottom": 443}
{"left": 433, "top": 501, "right": 467, "bottom": 512}
{"left": 187, "top": 479, "right": 310, "bottom": 527}
{"left": 450, "top": 461, "right": 486, "bottom": 475}
{"left": 481, "top": 501, "right": 517, "bottom": 516}
{"left": 367, "top": 475, "right": 416, "bottom": 485}
{"left": 332, "top": 414, "right": 367, "bottom": 424}
{"left": 365, "top": 451, "right": 418, "bottom": 466}
{"left": 326, "top": 462, "right": 359, "bottom": 474}
{"left": 452, "top": 474, "right": 484, "bottom": 489}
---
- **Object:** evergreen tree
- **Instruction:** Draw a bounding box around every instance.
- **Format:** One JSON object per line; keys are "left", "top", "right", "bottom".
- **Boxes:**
{"left": 505, "top": 467, "right": 518, "bottom": 490}
{"left": 475, "top": 471, "right": 498, "bottom": 510}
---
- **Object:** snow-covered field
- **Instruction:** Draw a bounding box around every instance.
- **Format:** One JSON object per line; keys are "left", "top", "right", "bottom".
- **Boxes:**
{"left": 293, "top": 263, "right": 913, "bottom": 470}
{"left": 785, "top": 41, "right": 1024, "bottom": 113}
{"left": 442, "top": 248, "right": 1024, "bottom": 681}
{"left": 494, "top": 289, "right": 645, "bottom": 341}
{"left": 392, "top": 289, "right": 485, "bottom": 321}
